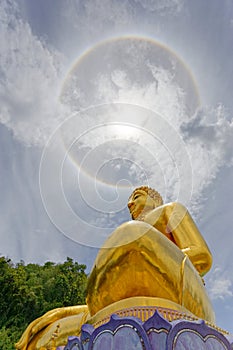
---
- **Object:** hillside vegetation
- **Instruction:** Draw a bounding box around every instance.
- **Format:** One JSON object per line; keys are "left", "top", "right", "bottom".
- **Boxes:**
{"left": 0, "top": 256, "right": 87, "bottom": 349}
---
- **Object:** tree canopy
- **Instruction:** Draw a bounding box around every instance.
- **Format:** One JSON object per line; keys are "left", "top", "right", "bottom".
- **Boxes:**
{"left": 0, "top": 256, "right": 87, "bottom": 350}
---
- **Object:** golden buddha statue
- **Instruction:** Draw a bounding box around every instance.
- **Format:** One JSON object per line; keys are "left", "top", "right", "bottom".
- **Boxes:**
{"left": 16, "top": 186, "right": 215, "bottom": 350}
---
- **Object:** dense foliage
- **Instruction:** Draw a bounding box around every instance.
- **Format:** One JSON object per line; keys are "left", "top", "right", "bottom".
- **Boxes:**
{"left": 0, "top": 256, "right": 87, "bottom": 350}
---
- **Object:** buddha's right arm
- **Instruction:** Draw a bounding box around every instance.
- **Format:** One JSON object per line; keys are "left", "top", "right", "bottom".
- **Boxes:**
{"left": 144, "top": 203, "right": 212, "bottom": 276}
{"left": 165, "top": 202, "right": 212, "bottom": 276}
{"left": 15, "top": 305, "right": 88, "bottom": 350}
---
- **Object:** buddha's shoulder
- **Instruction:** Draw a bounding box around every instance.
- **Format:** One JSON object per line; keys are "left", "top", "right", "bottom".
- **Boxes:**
{"left": 145, "top": 202, "right": 189, "bottom": 221}
{"left": 159, "top": 202, "right": 187, "bottom": 211}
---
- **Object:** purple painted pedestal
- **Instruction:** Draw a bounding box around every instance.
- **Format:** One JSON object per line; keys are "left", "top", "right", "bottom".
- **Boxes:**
{"left": 63, "top": 311, "right": 233, "bottom": 350}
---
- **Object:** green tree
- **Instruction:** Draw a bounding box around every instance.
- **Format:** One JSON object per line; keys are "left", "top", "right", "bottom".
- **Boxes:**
{"left": 0, "top": 256, "right": 87, "bottom": 349}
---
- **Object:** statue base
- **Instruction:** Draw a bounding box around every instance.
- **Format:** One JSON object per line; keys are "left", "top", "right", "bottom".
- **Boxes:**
{"left": 64, "top": 306, "right": 232, "bottom": 350}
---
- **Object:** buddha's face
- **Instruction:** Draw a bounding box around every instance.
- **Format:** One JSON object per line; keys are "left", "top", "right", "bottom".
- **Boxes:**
{"left": 128, "top": 189, "right": 156, "bottom": 219}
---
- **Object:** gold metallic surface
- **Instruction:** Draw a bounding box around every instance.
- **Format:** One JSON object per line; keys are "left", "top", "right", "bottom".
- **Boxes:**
{"left": 88, "top": 296, "right": 195, "bottom": 326}
{"left": 16, "top": 186, "right": 215, "bottom": 349}
{"left": 144, "top": 202, "right": 212, "bottom": 276}
{"left": 86, "top": 216, "right": 214, "bottom": 322}
{"left": 27, "top": 313, "right": 88, "bottom": 350}
{"left": 127, "top": 188, "right": 212, "bottom": 277}
{"left": 91, "top": 297, "right": 227, "bottom": 335}
{"left": 15, "top": 306, "right": 89, "bottom": 350}
{"left": 128, "top": 187, "right": 163, "bottom": 219}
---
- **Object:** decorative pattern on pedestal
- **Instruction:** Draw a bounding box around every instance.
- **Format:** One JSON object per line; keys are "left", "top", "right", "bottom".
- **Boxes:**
{"left": 64, "top": 311, "right": 233, "bottom": 350}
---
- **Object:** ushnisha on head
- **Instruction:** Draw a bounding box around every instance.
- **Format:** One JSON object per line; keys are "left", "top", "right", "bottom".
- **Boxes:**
{"left": 128, "top": 186, "right": 163, "bottom": 220}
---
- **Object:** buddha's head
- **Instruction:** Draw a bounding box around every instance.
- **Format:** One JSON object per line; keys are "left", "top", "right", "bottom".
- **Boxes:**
{"left": 128, "top": 186, "right": 163, "bottom": 220}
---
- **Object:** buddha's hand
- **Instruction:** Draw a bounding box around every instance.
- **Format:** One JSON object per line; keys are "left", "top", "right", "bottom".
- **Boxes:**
{"left": 15, "top": 305, "right": 88, "bottom": 350}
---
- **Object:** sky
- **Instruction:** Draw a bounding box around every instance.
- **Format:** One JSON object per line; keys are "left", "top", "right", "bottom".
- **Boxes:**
{"left": 0, "top": 0, "right": 233, "bottom": 333}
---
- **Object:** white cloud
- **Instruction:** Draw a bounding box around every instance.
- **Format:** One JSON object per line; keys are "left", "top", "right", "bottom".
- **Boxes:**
{"left": 208, "top": 267, "right": 233, "bottom": 300}
{"left": 95, "top": 66, "right": 186, "bottom": 127}
{"left": 63, "top": 0, "right": 135, "bottom": 36}
{"left": 134, "top": 0, "right": 184, "bottom": 14}
{"left": 111, "top": 70, "right": 130, "bottom": 89}
{"left": 1, "top": 1, "right": 232, "bottom": 225}
{"left": 0, "top": 0, "right": 68, "bottom": 146}
{"left": 92, "top": 69, "right": 233, "bottom": 210}
{"left": 181, "top": 106, "right": 233, "bottom": 177}
{"left": 179, "top": 105, "right": 233, "bottom": 213}
{"left": 60, "top": 58, "right": 233, "bottom": 216}
{"left": 84, "top": 0, "right": 134, "bottom": 27}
